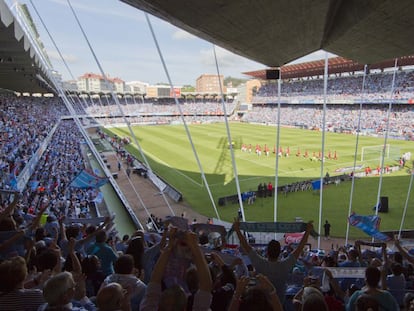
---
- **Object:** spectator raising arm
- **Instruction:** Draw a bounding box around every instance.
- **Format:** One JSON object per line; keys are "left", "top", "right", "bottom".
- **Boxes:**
{"left": 185, "top": 231, "right": 212, "bottom": 293}
{"left": 0, "top": 190, "right": 19, "bottom": 223}
{"left": 292, "top": 221, "right": 313, "bottom": 260}
{"left": 79, "top": 216, "right": 112, "bottom": 244}
{"left": 394, "top": 239, "right": 414, "bottom": 265}
{"left": 233, "top": 217, "right": 253, "bottom": 254}
{"left": 324, "top": 268, "right": 346, "bottom": 301}
{"left": 140, "top": 228, "right": 176, "bottom": 311}
{"left": 68, "top": 237, "right": 81, "bottom": 274}
{"left": 27, "top": 205, "right": 48, "bottom": 232}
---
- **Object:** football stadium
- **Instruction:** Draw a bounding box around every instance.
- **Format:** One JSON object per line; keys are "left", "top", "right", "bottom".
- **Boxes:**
{"left": 1, "top": 1, "right": 414, "bottom": 310}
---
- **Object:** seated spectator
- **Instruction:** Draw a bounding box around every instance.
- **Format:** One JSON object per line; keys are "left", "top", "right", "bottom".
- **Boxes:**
{"left": 0, "top": 256, "right": 45, "bottom": 311}
{"left": 301, "top": 286, "right": 329, "bottom": 311}
{"left": 34, "top": 247, "right": 61, "bottom": 275}
{"left": 228, "top": 274, "right": 282, "bottom": 311}
{"left": 292, "top": 274, "right": 328, "bottom": 310}
{"left": 346, "top": 266, "right": 398, "bottom": 311}
{"left": 39, "top": 271, "right": 95, "bottom": 311}
{"left": 101, "top": 254, "right": 147, "bottom": 310}
{"left": 386, "top": 262, "right": 406, "bottom": 307}
{"left": 393, "top": 252, "right": 410, "bottom": 279}
{"left": 96, "top": 282, "right": 131, "bottom": 311}
{"left": 339, "top": 248, "right": 363, "bottom": 267}
{"left": 81, "top": 254, "right": 105, "bottom": 298}
{"left": 355, "top": 293, "right": 379, "bottom": 311}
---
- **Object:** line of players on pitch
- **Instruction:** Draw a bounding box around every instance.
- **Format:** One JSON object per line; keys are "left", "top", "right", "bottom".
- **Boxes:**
{"left": 240, "top": 143, "right": 338, "bottom": 160}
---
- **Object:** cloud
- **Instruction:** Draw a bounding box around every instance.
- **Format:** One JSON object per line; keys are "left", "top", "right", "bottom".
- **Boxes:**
{"left": 199, "top": 46, "right": 259, "bottom": 69}
{"left": 172, "top": 29, "right": 196, "bottom": 40}
{"left": 48, "top": 0, "right": 145, "bottom": 22}
{"left": 47, "top": 49, "right": 78, "bottom": 63}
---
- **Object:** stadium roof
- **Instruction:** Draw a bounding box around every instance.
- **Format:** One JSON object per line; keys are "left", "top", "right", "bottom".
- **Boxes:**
{"left": 244, "top": 55, "right": 414, "bottom": 80}
{"left": 2, "top": 0, "right": 414, "bottom": 94}
{"left": 0, "top": 1, "right": 54, "bottom": 94}
{"left": 121, "top": 0, "right": 414, "bottom": 68}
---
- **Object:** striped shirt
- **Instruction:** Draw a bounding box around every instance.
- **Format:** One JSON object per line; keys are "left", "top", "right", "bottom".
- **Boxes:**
{"left": 0, "top": 288, "right": 45, "bottom": 311}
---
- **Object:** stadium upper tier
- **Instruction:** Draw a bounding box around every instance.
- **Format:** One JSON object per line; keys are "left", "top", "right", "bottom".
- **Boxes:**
{"left": 78, "top": 98, "right": 237, "bottom": 118}
{"left": 241, "top": 105, "right": 413, "bottom": 140}
{"left": 1, "top": 93, "right": 413, "bottom": 192}
{"left": 253, "top": 69, "right": 414, "bottom": 104}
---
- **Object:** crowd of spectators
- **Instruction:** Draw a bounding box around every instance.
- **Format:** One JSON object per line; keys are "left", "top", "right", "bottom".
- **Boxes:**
{"left": 78, "top": 97, "right": 236, "bottom": 119}
{"left": 1, "top": 72, "right": 414, "bottom": 311}
{"left": 60, "top": 69, "right": 414, "bottom": 141}
{"left": 65, "top": 95, "right": 238, "bottom": 127}
{"left": 242, "top": 104, "right": 414, "bottom": 140}
{"left": 2, "top": 198, "right": 414, "bottom": 311}
{"left": 253, "top": 69, "right": 414, "bottom": 103}
{"left": 247, "top": 69, "right": 414, "bottom": 140}
{"left": 0, "top": 95, "right": 69, "bottom": 188}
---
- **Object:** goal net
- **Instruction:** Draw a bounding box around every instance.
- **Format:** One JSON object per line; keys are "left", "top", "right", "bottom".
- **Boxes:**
{"left": 361, "top": 144, "right": 400, "bottom": 162}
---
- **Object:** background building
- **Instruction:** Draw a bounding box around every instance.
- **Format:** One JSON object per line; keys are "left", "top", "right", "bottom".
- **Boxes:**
{"left": 77, "top": 73, "right": 125, "bottom": 93}
{"left": 126, "top": 81, "right": 148, "bottom": 94}
{"left": 112, "top": 78, "right": 126, "bottom": 93}
{"left": 146, "top": 85, "right": 172, "bottom": 98}
{"left": 245, "top": 79, "right": 261, "bottom": 103}
{"left": 196, "top": 74, "right": 225, "bottom": 93}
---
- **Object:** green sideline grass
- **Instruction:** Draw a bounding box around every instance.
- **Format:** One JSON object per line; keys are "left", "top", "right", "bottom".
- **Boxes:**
{"left": 105, "top": 123, "right": 414, "bottom": 238}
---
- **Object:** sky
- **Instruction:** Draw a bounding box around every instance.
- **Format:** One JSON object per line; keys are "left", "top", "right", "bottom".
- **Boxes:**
{"left": 7, "top": 0, "right": 336, "bottom": 86}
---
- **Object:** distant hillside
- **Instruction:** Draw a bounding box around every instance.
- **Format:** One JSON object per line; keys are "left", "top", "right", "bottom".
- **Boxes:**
{"left": 224, "top": 76, "right": 247, "bottom": 88}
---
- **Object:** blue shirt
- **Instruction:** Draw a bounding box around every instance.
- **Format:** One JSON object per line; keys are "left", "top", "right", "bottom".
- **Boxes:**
{"left": 86, "top": 242, "right": 118, "bottom": 277}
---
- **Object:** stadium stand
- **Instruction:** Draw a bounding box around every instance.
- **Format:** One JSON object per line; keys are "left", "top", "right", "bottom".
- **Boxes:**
{"left": 1, "top": 87, "right": 414, "bottom": 311}
{"left": 2, "top": 1, "right": 414, "bottom": 310}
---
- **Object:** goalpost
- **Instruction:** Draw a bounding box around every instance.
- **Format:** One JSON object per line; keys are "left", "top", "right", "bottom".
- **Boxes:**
{"left": 360, "top": 144, "right": 400, "bottom": 161}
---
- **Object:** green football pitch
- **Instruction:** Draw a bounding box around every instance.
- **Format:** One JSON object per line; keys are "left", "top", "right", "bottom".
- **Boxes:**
{"left": 106, "top": 123, "right": 414, "bottom": 238}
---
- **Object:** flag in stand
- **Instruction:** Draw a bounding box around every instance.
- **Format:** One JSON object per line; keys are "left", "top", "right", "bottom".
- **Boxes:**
{"left": 9, "top": 166, "right": 19, "bottom": 191}
{"left": 69, "top": 169, "right": 108, "bottom": 189}
{"left": 93, "top": 192, "right": 104, "bottom": 204}
{"left": 29, "top": 180, "right": 40, "bottom": 191}
{"left": 348, "top": 212, "right": 391, "bottom": 241}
